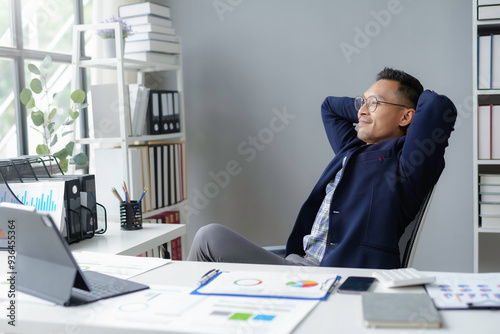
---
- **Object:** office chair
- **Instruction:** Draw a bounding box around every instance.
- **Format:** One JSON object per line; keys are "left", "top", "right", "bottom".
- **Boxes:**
{"left": 265, "top": 186, "right": 436, "bottom": 268}
{"left": 398, "top": 186, "right": 435, "bottom": 268}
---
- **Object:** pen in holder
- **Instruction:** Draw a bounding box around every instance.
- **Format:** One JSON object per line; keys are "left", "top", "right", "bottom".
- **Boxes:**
{"left": 120, "top": 201, "right": 143, "bottom": 230}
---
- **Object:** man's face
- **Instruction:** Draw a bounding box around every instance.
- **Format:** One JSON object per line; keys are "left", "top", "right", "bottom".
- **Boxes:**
{"left": 357, "top": 79, "right": 412, "bottom": 144}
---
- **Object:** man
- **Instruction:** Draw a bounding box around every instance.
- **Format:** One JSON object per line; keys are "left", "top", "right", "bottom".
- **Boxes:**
{"left": 187, "top": 68, "right": 457, "bottom": 269}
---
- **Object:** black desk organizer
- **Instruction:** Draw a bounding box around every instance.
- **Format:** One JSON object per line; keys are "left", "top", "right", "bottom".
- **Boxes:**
{"left": 0, "top": 155, "right": 107, "bottom": 244}
{"left": 120, "top": 201, "right": 143, "bottom": 230}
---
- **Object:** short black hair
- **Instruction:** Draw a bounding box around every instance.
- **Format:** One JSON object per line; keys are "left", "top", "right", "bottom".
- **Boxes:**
{"left": 376, "top": 67, "right": 423, "bottom": 109}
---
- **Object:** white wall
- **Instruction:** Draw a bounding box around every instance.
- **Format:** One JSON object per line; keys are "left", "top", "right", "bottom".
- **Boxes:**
{"left": 158, "top": 0, "right": 473, "bottom": 272}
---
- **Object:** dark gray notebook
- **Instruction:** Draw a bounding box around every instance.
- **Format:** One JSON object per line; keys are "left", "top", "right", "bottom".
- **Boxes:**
{"left": 362, "top": 292, "right": 441, "bottom": 328}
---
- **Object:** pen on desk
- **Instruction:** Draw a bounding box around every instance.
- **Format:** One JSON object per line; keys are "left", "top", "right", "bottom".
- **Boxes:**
{"left": 328, "top": 275, "right": 342, "bottom": 293}
{"left": 111, "top": 187, "right": 124, "bottom": 203}
{"left": 198, "top": 269, "right": 220, "bottom": 286}
{"left": 137, "top": 186, "right": 148, "bottom": 203}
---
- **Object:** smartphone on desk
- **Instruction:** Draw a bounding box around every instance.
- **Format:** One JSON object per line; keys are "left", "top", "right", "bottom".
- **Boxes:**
{"left": 337, "top": 276, "right": 376, "bottom": 294}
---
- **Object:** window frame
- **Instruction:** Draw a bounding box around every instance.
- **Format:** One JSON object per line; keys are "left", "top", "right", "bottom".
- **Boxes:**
{"left": 0, "top": 0, "right": 87, "bottom": 160}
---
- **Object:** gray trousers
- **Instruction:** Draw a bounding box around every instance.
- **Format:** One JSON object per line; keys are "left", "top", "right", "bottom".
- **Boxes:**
{"left": 186, "top": 223, "right": 319, "bottom": 266}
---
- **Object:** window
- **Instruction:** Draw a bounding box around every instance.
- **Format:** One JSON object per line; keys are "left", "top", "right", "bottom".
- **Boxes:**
{"left": 0, "top": 58, "right": 16, "bottom": 159}
{"left": 0, "top": 1, "right": 12, "bottom": 48}
{"left": 21, "top": 0, "right": 75, "bottom": 54}
{"left": 0, "top": 0, "right": 92, "bottom": 160}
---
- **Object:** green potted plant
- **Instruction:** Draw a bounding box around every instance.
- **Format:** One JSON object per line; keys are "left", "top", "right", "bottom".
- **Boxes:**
{"left": 20, "top": 55, "right": 88, "bottom": 173}
{"left": 96, "top": 16, "right": 133, "bottom": 58}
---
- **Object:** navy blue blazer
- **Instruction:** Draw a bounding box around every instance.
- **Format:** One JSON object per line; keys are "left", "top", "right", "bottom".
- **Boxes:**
{"left": 285, "top": 90, "right": 457, "bottom": 269}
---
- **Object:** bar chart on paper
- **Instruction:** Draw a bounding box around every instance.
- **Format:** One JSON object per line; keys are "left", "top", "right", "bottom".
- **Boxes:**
{"left": 8, "top": 183, "right": 63, "bottom": 212}
{"left": 14, "top": 189, "right": 58, "bottom": 211}
{"left": 0, "top": 190, "right": 21, "bottom": 204}
{"left": 7, "top": 181, "right": 66, "bottom": 230}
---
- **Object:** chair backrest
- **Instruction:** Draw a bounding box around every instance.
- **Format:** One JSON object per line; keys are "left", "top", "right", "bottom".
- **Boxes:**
{"left": 398, "top": 186, "right": 436, "bottom": 268}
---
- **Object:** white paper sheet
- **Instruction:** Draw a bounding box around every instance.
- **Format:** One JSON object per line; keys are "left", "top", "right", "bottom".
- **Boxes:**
{"left": 426, "top": 273, "right": 500, "bottom": 309}
{"left": 73, "top": 251, "right": 171, "bottom": 279}
{"left": 92, "top": 285, "right": 320, "bottom": 334}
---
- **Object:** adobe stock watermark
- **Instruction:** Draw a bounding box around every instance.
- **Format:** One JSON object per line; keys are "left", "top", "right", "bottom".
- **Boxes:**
{"left": 339, "top": 0, "right": 411, "bottom": 64}
{"left": 6, "top": 219, "right": 17, "bottom": 327}
{"left": 213, "top": 0, "right": 244, "bottom": 22}
{"left": 187, "top": 106, "right": 296, "bottom": 217}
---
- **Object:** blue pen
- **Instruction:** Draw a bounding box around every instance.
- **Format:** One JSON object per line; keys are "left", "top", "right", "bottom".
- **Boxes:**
{"left": 331, "top": 275, "right": 342, "bottom": 292}
{"left": 326, "top": 275, "right": 342, "bottom": 293}
{"left": 137, "top": 187, "right": 148, "bottom": 203}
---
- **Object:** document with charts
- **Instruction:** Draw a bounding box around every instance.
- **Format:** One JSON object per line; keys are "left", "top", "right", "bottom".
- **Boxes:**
{"left": 192, "top": 270, "right": 339, "bottom": 300}
{"left": 425, "top": 273, "right": 500, "bottom": 309}
{"left": 88, "top": 285, "right": 319, "bottom": 334}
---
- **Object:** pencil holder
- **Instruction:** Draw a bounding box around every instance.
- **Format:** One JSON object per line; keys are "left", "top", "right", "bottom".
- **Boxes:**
{"left": 120, "top": 201, "right": 143, "bottom": 230}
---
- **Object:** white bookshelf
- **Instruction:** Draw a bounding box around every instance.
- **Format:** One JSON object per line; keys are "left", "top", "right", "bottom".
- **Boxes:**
{"left": 71, "top": 23, "right": 188, "bottom": 258}
{"left": 472, "top": 1, "right": 500, "bottom": 272}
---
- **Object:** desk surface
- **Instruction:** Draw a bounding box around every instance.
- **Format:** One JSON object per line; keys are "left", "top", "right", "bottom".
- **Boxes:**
{"left": 69, "top": 222, "right": 186, "bottom": 256}
{"left": 1, "top": 259, "right": 499, "bottom": 334}
{"left": 134, "top": 262, "right": 500, "bottom": 334}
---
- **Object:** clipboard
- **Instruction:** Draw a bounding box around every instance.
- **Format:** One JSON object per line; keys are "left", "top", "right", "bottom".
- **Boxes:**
{"left": 191, "top": 270, "right": 340, "bottom": 300}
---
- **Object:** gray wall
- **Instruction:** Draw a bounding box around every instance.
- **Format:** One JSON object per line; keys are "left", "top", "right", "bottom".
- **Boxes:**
{"left": 160, "top": 0, "right": 473, "bottom": 272}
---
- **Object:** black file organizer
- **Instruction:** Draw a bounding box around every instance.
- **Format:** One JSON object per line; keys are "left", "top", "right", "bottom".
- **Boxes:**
{"left": 0, "top": 155, "right": 107, "bottom": 244}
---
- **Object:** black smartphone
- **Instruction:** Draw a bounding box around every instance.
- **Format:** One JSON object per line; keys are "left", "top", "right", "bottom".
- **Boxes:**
{"left": 337, "top": 276, "right": 376, "bottom": 294}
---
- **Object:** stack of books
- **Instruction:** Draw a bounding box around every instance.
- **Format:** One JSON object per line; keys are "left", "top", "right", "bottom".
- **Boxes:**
{"left": 479, "top": 174, "right": 500, "bottom": 229}
{"left": 478, "top": 0, "right": 500, "bottom": 20}
{"left": 119, "top": 2, "right": 180, "bottom": 64}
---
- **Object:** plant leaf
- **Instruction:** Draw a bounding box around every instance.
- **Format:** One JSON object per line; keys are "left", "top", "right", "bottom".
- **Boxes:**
{"left": 70, "top": 89, "right": 86, "bottom": 104}
{"left": 62, "top": 130, "right": 73, "bottom": 137}
{"left": 19, "top": 88, "right": 32, "bottom": 105}
{"left": 28, "top": 63, "right": 40, "bottom": 75}
{"left": 31, "top": 111, "right": 44, "bottom": 126}
{"left": 58, "top": 158, "right": 68, "bottom": 173}
{"left": 76, "top": 103, "right": 89, "bottom": 110}
{"left": 41, "top": 55, "right": 52, "bottom": 70}
{"left": 65, "top": 119, "right": 75, "bottom": 126}
{"left": 53, "top": 147, "right": 68, "bottom": 160}
{"left": 65, "top": 141, "right": 75, "bottom": 156}
{"left": 71, "top": 153, "right": 88, "bottom": 166}
{"left": 50, "top": 133, "right": 58, "bottom": 147}
{"left": 26, "top": 97, "right": 36, "bottom": 109}
{"left": 30, "top": 78, "right": 43, "bottom": 94}
{"left": 68, "top": 108, "right": 79, "bottom": 120}
{"left": 52, "top": 90, "right": 63, "bottom": 102}
{"left": 36, "top": 144, "right": 50, "bottom": 155}
{"left": 49, "top": 108, "right": 57, "bottom": 120}
{"left": 47, "top": 122, "right": 54, "bottom": 133}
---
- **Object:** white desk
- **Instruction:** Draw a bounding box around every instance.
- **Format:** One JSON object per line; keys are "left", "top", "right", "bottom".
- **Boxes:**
{"left": 1, "top": 260, "right": 499, "bottom": 333}
{"left": 69, "top": 222, "right": 186, "bottom": 256}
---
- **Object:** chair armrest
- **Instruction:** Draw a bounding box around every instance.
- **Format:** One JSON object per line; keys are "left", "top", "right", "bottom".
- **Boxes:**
{"left": 263, "top": 245, "right": 286, "bottom": 257}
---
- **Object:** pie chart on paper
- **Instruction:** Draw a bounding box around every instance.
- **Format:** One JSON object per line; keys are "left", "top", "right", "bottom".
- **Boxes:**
{"left": 286, "top": 280, "right": 319, "bottom": 288}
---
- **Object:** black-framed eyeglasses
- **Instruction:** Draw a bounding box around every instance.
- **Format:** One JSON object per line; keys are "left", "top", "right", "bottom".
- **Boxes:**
{"left": 354, "top": 96, "right": 409, "bottom": 113}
